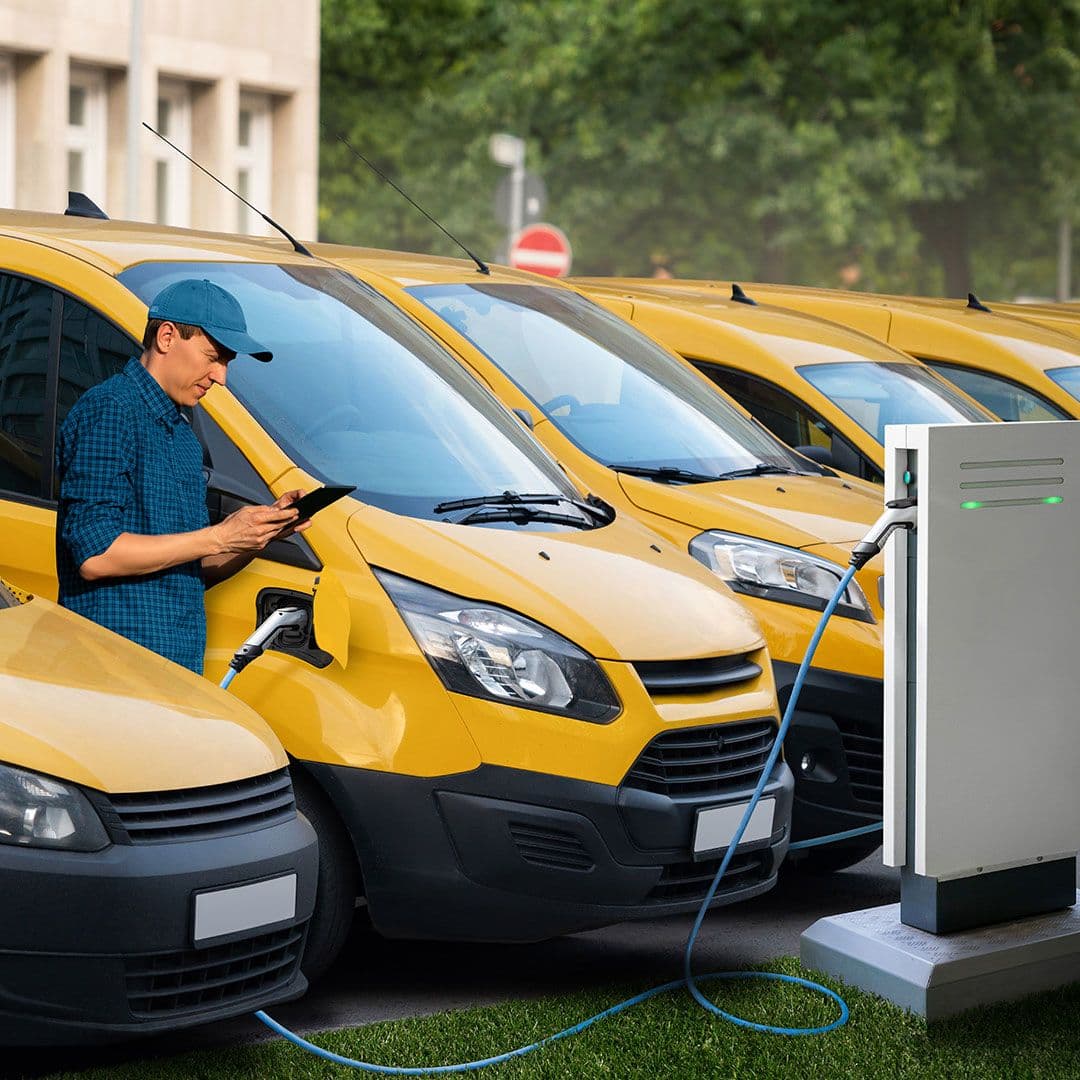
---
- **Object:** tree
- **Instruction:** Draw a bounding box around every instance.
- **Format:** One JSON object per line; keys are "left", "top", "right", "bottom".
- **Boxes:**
{"left": 319, "top": 0, "right": 1080, "bottom": 297}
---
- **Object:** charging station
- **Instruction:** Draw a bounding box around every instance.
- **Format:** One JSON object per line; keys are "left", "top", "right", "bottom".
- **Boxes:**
{"left": 802, "top": 420, "right": 1080, "bottom": 1019}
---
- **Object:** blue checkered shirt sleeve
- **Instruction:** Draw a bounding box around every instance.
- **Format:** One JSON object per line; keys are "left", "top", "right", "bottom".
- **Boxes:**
{"left": 58, "top": 392, "right": 136, "bottom": 568}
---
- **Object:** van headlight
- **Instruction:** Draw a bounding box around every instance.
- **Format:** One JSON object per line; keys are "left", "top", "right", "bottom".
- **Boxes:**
{"left": 375, "top": 569, "right": 621, "bottom": 723}
{"left": 689, "top": 531, "right": 873, "bottom": 623}
{"left": 0, "top": 764, "right": 110, "bottom": 851}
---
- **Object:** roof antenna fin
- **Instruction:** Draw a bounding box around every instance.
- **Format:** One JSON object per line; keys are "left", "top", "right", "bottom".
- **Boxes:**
{"left": 967, "top": 292, "right": 992, "bottom": 312}
{"left": 330, "top": 130, "right": 490, "bottom": 276}
{"left": 65, "top": 192, "right": 109, "bottom": 219}
{"left": 731, "top": 283, "right": 757, "bottom": 305}
{"left": 141, "top": 121, "right": 312, "bottom": 257}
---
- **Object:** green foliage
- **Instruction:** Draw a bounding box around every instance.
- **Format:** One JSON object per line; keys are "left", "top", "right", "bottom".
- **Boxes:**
{"left": 319, "top": 0, "right": 1080, "bottom": 297}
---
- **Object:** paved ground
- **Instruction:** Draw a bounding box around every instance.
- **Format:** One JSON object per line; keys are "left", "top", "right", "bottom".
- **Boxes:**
{"left": 7, "top": 854, "right": 901, "bottom": 1078}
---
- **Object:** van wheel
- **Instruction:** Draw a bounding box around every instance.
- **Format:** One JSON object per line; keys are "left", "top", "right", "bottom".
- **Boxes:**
{"left": 784, "top": 834, "right": 881, "bottom": 874}
{"left": 292, "top": 770, "right": 360, "bottom": 983}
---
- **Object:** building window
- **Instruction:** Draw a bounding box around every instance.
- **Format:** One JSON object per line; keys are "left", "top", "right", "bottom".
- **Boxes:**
{"left": 0, "top": 54, "right": 13, "bottom": 208}
{"left": 153, "top": 79, "right": 192, "bottom": 226}
{"left": 236, "top": 91, "right": 271, "bottom": 235}
{"left": 67, "top": 65, "right": 107, "bottom": 207}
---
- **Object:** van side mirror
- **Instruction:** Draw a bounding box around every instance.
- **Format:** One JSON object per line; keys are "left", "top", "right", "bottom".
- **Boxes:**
{"left": 795, "top": 445, "right": 836, "bottom": 468}
{"left": 511, "top": 407, "right": 534, "bottom": 429}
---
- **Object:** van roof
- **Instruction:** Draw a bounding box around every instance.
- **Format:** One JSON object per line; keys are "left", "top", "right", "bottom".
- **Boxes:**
{"left": 576, "top": 278, "right": 926, "bottom": 371}
{"left": 0, "top": 210, "right": 313, "bottom": 276}
{"left": 308, "top": 242, "right": 560, "bottom": 288}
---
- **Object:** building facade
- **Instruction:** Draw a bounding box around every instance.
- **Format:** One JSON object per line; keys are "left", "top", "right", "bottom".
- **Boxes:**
{"left": 0, "top": 0, "right": 319, "bottom": 238}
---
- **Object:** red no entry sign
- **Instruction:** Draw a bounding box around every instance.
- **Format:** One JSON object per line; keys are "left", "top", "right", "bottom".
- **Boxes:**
{"left": 509, "top": 223, "right": 572, "bottom": 277}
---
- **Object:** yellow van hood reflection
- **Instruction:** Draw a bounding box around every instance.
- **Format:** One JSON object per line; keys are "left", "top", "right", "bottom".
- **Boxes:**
{"left": 0, "top": 597, "right": 286, "bottom": 793}
{"left": 347, "top": 507, "right": 764, "bottom": 661}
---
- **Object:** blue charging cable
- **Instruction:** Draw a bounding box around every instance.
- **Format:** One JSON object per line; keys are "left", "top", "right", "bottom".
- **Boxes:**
{"left": 229, "top": 565, "right": 878, "bottom": 1072}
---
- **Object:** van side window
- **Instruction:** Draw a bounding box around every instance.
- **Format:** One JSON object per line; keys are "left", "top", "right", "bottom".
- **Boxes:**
{"left": 56, "top": 296, "right": 134, "bottom": 429}
{"left": 693, "top": 362, "right": 881, "bottom": 481}
{"left": 0, "top": 274, "right": 55, "bottom": 498}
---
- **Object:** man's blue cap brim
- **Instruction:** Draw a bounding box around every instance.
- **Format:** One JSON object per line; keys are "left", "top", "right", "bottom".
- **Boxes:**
{"left": 204, "top": 326, "right": 273, "bottom": 362}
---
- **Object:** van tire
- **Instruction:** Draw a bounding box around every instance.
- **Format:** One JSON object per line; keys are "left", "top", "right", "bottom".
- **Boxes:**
{"left": 784, "top": 834, "right": 881, "bottom": 874}
{"left": 292, "top": 770, "right": 360, "bottom": 983}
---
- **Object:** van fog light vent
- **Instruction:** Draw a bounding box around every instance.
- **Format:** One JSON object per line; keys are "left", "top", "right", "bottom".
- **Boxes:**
{"left": 508, "top": 822, "right": 595, "bottom": 872}
{"left": 623, "top": 718, "right": 777, "bottom": 797}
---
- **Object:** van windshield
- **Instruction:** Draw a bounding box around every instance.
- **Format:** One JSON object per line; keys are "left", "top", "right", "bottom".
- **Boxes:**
{"left": 119, "top": 263, "right": 584, "bottom": 523}
{"left": 797, "top": 362, "right": 989, "bottom": 443}
{"left": 409, "top": 283, "right": 816, "bottom": 480}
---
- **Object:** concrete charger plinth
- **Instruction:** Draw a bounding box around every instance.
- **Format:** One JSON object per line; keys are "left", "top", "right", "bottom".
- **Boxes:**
{"left": 800, "top": 892, "right": 1080, "bottom": 1021}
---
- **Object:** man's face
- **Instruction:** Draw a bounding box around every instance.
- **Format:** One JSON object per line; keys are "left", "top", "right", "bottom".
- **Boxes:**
{"left": 153, "top": 324, "right": 234, "bottom": 407}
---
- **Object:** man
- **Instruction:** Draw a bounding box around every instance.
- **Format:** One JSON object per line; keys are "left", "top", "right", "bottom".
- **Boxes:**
{"left": 56, "top": 278, "right": 308, "bottom": 674}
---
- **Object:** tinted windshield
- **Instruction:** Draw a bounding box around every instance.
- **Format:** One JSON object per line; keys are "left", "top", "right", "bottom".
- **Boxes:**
{"left": 1046, "top": 367, "right": 1080, "bottom": 404}
{"left": 797, "top": 362, "right": 988, "bottom": 444}
{"left": 409, "top": 284, "right": 816, "bottom": 478}
{"left": 0, "top": 580, "right": 19, "bottom": 609}
{"left": 922, "top": 360, "right": 1071, "bottom": 421}
{"left": 120, "top": 263, "right": 580, "bottom": 521}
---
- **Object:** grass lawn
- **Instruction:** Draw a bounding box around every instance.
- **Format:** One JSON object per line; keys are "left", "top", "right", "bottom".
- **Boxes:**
{"left": 42, "top": 957, "right": 1080, "bottom": 1080}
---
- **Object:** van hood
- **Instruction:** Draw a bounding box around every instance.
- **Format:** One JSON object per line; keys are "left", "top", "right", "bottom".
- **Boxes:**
{"left": 346, "top": 506, "right": 765, "bottom": 661}
{"left": 0, "top": 597, "right": 286, "bottom": 793}
{"left": 617, "top": 473, "right": 882, "bottom": 549}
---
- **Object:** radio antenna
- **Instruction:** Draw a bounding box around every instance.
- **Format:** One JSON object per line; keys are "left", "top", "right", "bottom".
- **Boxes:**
{"left": 332, "top": 131, "right": 490, "bottom": 275}
{"left": 141, "top": 121, "right": 313, "bottom": 257}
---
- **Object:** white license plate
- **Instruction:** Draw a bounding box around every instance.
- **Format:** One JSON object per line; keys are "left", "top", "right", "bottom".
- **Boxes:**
{"left": 194, "top": 874, "right": 297, "bottom": 944}
{"left": 693, "top": 799, "right": 776, "bottom": 857}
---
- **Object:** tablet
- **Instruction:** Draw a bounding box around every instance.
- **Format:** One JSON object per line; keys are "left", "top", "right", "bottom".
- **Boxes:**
{"left": 289, "top": 485, "right": 357, "bottom": 520}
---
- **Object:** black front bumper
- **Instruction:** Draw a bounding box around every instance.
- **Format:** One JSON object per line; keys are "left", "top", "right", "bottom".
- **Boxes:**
{"left": 305, "top": 751, "right": 793, "bottom": 943}
{"left": 772, "top": 661, "right": 883, "bottom": 844}
{"left": 0, "top": 815, "right": 317, "bottom": 1045}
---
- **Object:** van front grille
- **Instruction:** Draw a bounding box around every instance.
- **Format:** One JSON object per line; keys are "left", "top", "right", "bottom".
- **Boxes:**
{"left": 105, "top": 768, "right": 296, "bottom": 844}
{"left": 648, "top": 851, "right": 771, "bottom": 903}
{"left": 632, "top": 653, "right": 762, "bottom": 696}
{"left": 125, "top": 926, "right": 304, "bottom": 1018}
{"left": 622, "top": 719, "right": 777, "bottom": 798}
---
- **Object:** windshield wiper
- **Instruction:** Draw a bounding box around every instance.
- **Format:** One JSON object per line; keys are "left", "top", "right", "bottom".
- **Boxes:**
{"left": 452, "top": 506, "right": 591, "bottom": 528}
{"left": 712, "top": 463, "right": 805, "bottom": 480}
{"left": 433, "top": 491, "right": 566, "bottom": 514}
{"left": 609, "top": 464, "right": 722, "bottom": 484}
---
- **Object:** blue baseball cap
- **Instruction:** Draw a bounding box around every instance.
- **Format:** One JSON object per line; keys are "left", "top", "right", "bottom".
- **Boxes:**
{"left": 147, "top": 278, "right": 272, "bottom": 361}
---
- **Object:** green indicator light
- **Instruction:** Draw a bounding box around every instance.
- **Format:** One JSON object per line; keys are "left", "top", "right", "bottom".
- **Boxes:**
{"left": 1044, "top": 496, "right": 1064, "bottom": 504}
{"left": 903, "top": 470, "right": 912, "bottom": 485}
{"left": 960, "top": 500, "right": 982, "bottom": 509}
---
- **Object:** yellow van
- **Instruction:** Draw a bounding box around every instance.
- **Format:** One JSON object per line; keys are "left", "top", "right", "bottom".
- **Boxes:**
{"left": 631, "top": 281, "right": 1080, "bottom": 423}
{"left": 0, "top": 576, "right": 317, "bottom": 1043}
{"left": 572, "top": 280, "right": 994, "bottom": 481}
{"left": 313, "top": 244, "right": 891, "bottom": 873}
{"left": 0, "top": 210, "right": 791, "bottom": 980}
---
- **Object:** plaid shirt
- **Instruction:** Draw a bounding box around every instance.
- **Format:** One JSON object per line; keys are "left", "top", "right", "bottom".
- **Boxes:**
{"left": 56, "top": 358, "right": 209, "bottom": 673}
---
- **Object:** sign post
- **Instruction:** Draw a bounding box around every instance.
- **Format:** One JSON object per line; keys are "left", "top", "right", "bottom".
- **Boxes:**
{"left": 509, "top": 223, "right": 572, "bottom": 278}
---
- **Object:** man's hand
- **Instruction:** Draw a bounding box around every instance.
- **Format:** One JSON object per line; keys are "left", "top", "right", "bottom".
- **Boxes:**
{"left": 268, "top": 489, "right": 314, "bottom": 540}
{"left": 211, "top": 498, "right": 304, "bottom": 555}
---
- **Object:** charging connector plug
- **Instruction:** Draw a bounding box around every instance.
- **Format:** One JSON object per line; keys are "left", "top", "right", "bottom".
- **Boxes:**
{"left": 849, "top": 498, "right": 918, "bottom": 570}
{"left": 228, "top": 606, "right": 309, "bottom": 673}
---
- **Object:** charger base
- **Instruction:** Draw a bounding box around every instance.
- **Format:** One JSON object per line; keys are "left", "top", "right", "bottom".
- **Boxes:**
{"left": 800, "top": 893, "right": 1080, "bottom": 1020}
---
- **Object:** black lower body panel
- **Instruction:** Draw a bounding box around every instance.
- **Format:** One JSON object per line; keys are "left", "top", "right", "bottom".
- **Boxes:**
{"left": 0, "top": 816, "right": 317, "bottom": 1045}
{"left": 302, "top": 756, "right": 794, "bottom": 943}
{"left": 771, "top": 661, "right": 884, "bottom": 848}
